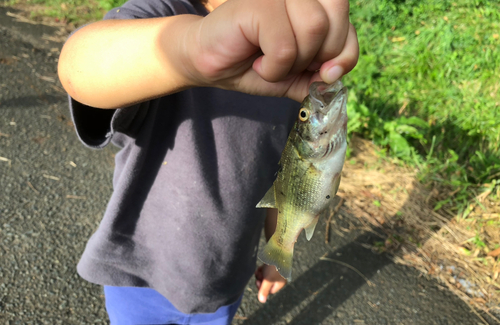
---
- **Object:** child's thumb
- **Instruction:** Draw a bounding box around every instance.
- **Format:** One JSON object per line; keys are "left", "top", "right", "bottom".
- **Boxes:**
{"left": 319, "top": 23, "right": 359, "bottom": 84}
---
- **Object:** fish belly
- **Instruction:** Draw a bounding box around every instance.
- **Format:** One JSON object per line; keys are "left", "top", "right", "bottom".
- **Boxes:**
{"left": 258, "top": 137, "right": 325, "bottom": 280}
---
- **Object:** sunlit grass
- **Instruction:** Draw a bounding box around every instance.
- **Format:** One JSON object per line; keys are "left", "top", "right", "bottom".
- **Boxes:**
{"left": 2, "top": 0, "right": 127, "bottom": 25}
{"left": 345, "top": 0, "right": 500, "bottom": 218}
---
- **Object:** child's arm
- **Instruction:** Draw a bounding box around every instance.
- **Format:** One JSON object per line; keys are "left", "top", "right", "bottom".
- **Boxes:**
{"left": 58, "top": 16, "right": 199, "bottom": 109}
{"left": 58, "top": 0, "right": 358, "bottom": 109}
{"left": 255, "top": 208, "right": 287, "bottom": 303}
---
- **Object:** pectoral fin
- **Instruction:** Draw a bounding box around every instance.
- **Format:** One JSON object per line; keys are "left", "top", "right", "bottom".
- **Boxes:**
{"left": 304, "top": 216, "right": 319, "bottom": 241}
{"left": 332, "top": 174, "right": 341, "bottom": 196}
{"left": 256, "top": 185, "right": 276, "bottom": 208}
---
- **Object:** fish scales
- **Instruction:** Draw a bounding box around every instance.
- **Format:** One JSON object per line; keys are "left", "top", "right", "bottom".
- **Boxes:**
{"left": 275, "top": 137, "right": 322, "bottom": 246}
{"left": 256, "top": 81, "right": 348, "bottom": 281}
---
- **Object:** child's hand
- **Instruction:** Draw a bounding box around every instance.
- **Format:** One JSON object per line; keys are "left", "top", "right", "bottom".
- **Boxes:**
{"left": 254, "top": 264, "right": 287, "bottom": 303}
{"left": 59, "top": 0, "right": 358, "bottom": 108}
{"left": 184, "top": 0, "right": 359, "bottom": 102}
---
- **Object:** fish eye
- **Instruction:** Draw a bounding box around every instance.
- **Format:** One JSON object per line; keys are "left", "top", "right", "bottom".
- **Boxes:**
{"left": 298, "top": 108, "right": 309, "bottom": 122}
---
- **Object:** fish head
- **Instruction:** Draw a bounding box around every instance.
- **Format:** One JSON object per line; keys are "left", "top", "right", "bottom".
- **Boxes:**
{"left": 294, "top": 81, "right": 348, "bottom": 159}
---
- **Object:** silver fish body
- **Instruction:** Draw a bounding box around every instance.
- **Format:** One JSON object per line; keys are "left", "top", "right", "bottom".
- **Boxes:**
{"left": 256, "top": 80, "right": 348, "bottom": 281}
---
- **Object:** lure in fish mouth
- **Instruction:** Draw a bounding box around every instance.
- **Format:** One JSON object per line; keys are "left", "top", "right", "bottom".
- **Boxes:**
{"left": 256, "top": 80, "right": 348, "bottom": 281}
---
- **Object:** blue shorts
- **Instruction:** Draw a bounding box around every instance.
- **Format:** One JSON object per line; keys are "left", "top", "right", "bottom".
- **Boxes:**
{"left": 104, "top": 286, "right": 242, "bottom": 325}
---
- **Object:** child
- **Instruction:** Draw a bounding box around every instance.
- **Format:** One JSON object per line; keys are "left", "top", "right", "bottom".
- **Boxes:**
{"left": 58, "top": 0, "right": 358, "bottom": 323}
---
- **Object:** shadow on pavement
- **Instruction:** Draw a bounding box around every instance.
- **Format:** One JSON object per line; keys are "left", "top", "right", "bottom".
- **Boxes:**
{"left": 242, "top": 232, "right": 389, "bottom": 325}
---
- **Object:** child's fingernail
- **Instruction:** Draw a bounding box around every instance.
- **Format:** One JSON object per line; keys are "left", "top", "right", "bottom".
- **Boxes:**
{"left": 325, "top": 66, "right": 344, "bottom": 83}
{"left": 307, "top": 61, "right": 321, "bottom": 71}
{"left": 259, "top": 294, "right": 266, "bottom": 303}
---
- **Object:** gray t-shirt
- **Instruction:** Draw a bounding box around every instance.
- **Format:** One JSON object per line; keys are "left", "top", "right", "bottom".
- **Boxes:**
{"left": 70, "top": 0, "right": 299, "bottom": 314}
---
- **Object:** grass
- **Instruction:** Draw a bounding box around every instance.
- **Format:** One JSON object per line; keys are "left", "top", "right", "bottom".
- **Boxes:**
{"left": 2, "top": 0, "right": 127, "bottom": 25}
{"left": 344, "top": 0, "right": 500, "bottom": 219}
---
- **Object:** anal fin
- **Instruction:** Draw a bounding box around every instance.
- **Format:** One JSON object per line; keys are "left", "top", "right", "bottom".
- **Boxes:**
{"left": 256, "top": 185, "right": 276, "bottom": 208}
{"left": 304, "top": 216, "right": 319, "bottom": 241}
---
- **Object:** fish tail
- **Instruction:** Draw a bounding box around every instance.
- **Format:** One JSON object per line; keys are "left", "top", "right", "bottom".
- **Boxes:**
{"left": 258, "top": 236, "right": 294, "bottom": 281}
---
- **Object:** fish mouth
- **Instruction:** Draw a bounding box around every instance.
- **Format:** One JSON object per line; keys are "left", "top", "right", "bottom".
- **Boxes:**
{"left": 311, "top": 81, "right": 347, "bottom": 138}
{"left": 294, "top": 81, "right": 347, "bottom": 159}
{"left": 302, "top": 81, "right": 347, "bottom": 158}
{"left": 309, "top": 81, "right": 347, "bottom": 116}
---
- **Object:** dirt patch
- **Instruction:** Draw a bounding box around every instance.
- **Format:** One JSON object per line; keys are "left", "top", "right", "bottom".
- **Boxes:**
{"left": 336, "top": 136, "right": 500, "bottom": 322}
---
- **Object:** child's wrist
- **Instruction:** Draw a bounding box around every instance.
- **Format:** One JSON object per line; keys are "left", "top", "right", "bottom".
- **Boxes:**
{"left": 173, "top": 14, "right": 240, "bottom": 91}
{"left": 157, "top": 14, "right": 206, "bottom": 90}
{"left": 180, "top": 16, "right": 232, "bottom": 90}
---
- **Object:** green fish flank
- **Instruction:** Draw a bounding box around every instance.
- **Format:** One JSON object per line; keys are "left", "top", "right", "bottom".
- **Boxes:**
{"left": 256, "top": 81, "right": 348, "bottom": 281}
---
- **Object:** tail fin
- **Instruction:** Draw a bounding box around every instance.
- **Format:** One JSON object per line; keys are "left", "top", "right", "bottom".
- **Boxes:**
{"left": 258, "top": 236, "right": 294, "bottom": 281}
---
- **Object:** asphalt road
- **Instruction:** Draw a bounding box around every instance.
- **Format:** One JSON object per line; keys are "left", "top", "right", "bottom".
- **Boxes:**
{"left": 0, "top": 7, "right": 494, "bottom": 325}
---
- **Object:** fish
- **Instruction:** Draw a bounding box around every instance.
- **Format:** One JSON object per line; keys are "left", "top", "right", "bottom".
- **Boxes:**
{"left": 256, "top": 80, "right": 348, "bottom": 281}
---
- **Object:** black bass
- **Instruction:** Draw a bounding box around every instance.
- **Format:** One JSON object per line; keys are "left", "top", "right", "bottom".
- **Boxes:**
{"left": 256, "top": 80, "right": 348, "bottom": 281}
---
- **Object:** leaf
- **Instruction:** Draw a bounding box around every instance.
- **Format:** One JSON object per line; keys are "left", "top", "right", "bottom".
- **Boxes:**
{"left": 391, "top": 36, "right": 406, "bottom": 42}
{"left": 434, "top": 199, "right": 450, "bottom": 210}
{"left": 457, "top": 247, "right": 471, "bottom": 256}
{"left": 395, "top": 124, "right": 423, "bottom": 139}
{"left": 447, "top": 149, "right": 459, "bottom": 163}
{"left": 388, "top": 131, "right": 411, "bottom": 157}
{"left": 383, "top": 120, "right": 397, "bottom": 132}
{"left": 397, "top": 116, "right": 429, "bottom": 129}
{"left": 487, "top": 247, "right": 500, "bottom": 257}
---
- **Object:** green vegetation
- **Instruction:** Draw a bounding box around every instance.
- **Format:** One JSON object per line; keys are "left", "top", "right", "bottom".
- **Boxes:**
{"left": 345, "top": 0, "right": 500, "bottom": 217}
{"left": 3, "top": 0, "right": 127, "bottom": 25}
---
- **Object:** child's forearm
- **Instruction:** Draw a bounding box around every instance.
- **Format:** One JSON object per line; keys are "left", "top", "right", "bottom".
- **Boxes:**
{"left": 264, "top": 208, "right": 278, "bottom": 241}
{"left": 58, "top": 15, "right": 202, "bottom": 109}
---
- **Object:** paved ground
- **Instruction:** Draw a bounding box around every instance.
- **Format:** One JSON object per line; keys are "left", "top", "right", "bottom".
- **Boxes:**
{"left": 0, "top": 6, "right": 495, "bottom": 325}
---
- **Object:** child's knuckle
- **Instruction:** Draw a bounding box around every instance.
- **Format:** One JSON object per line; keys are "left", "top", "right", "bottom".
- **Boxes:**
{"left": 328, "top": 0, "right": 350, "bottom": 15}
{"left": 326, "top": 45, "right": 343, "bottom": 59}
{"left": 305, "top": 12, "right": 329, "bottom": 37}
{"left": 271, "top": 44, "right": 297, "bottom": 65}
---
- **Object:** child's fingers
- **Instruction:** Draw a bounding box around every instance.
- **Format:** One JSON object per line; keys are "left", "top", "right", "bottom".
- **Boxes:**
{"left": 286, "top": 0, "right": 329, "bottom": 75}
{"left": 315, "top": 0, "right": 350, "bottom": 63}
{"left": 255, "top": 266, "right": 263, "bottom": 278}
{"left": 319, "top": 23, "right": 359, "bottom": 83}
{"left": 258, "top": 279, "right": 274, "bottom": 303}
{"left": 281, "top": 70, "right": 317, "bottom": 102}
{"left": 270, "top": 281, "right": 286, "bottom": 294}
{"left": 255, "top": 265, "right": 264, "bottom": 285}
{"left": 252, "top": 1, "right": 297, "bottom": 82}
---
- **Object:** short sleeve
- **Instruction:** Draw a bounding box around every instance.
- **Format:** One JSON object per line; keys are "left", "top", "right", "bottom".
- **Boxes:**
{"left": 69, "top": 99, "right": 148, "bottom": 148}
{"left": 103, "top": 0, "right": 175, "bottom": 20}
{"left": 68, "top": 0, "right": 206, "bottom": 148}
